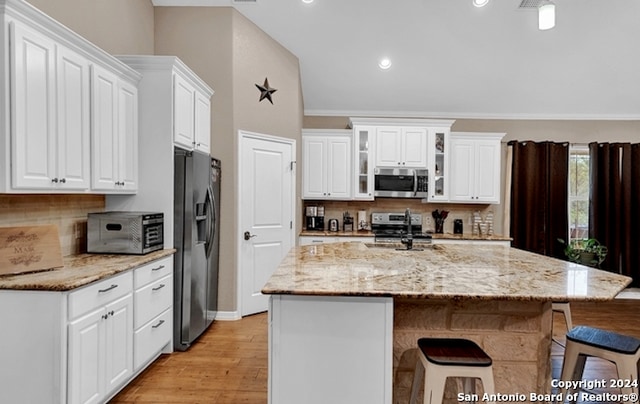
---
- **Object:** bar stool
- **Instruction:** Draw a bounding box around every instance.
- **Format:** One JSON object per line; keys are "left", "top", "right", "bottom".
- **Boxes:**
{"left": 409, "top": 338, "right": 495, "bottom": 404}
{"left": 559, "top": 326, "right": 640, "bottom": 404}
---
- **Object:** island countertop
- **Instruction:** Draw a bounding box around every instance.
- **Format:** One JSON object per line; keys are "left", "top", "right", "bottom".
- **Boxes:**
{"left": 262, "top": 242, "right": 631, "bottom": 301}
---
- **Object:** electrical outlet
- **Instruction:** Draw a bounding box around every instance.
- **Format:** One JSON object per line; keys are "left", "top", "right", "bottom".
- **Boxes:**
{"left": 424, "top": 216, "right": 432, "bottom": 229}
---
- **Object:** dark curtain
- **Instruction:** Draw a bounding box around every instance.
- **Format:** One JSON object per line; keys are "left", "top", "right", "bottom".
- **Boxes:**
{"left": 509, "top": 141, "right": 569, "bottom": 259}
{"left": 589, "top": 142, "right": 640, "bottom": 286}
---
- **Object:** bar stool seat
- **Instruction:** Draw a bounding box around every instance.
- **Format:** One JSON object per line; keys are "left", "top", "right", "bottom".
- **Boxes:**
{"left": 410, "top": 338, "right": 495, "bottom": 404}
{"left": 559, "top": 326, "right": 640, "bottom": 404}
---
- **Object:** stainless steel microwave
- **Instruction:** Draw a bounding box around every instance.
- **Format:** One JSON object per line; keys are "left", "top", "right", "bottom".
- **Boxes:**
{"left": 87, "top": 212, "right": 164, "bottom": 255}
{"left": 374, "top": 168, "right": 428, "bottom": 198}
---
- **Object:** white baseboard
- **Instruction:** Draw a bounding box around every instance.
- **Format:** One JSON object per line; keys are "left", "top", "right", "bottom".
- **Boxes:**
{"left": 215, "top": 310, "right": 242, "bottom": 321}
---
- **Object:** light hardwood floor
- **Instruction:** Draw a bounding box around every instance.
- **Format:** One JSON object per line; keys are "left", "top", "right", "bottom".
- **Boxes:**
{"left": 111, "top": 299, "right": 639, "bottom": 403}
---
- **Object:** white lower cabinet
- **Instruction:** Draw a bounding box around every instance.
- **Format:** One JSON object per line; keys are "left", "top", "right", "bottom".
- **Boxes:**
{"left": 0, "top": 256, "right": 173, "bottom": 403}
{"left": 299, "top": 236, "right": 373, "bottom": 245}
{"left": 269, "top": 295, "right": 393, "bottom": 404}
{"left": 68, "top": 272, "right": 133, "bottom": 404}
{"left": 133, "top": 257, "right": 173, "bottom": 370}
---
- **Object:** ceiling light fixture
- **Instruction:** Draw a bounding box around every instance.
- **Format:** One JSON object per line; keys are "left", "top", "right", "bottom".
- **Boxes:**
{"left": 538, "top": 0, "right": 556, "bottom": 30}
{"left": 301, "top": 0, "right": 314, "bottom": 3}
{"left": 472, "top": 0, "right": 489, "bottom": 8}
{"left": 378, "top": 58, "right": 392, "bottom": 70}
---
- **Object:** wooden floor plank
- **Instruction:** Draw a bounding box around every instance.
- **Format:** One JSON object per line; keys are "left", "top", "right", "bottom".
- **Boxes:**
{"left": 111, "top": 299, "right": 639, "bottom": 403}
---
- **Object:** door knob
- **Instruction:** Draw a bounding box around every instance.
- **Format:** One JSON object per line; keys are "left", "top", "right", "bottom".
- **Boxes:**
{"left": 244, "top": 231, "right": 257, "bottom": 240}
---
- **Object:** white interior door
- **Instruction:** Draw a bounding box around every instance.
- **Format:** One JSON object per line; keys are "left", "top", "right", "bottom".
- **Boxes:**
{"left": 240, "top": 131, "right": 295, "bottom": 316}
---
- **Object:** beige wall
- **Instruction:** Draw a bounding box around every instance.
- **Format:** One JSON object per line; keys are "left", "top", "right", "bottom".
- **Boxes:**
{"left": 26, "top": 0, "right": 154, "bottom": 55}
{"left": 155, "top": 7, "right": 303, "bottom": 313}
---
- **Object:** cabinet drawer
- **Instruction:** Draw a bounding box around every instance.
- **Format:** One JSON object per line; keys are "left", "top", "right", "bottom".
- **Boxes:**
{"left": 134, "top": 256, "right": 173, "bottom": 288}
{"left": 134, "top": 274, "right": 172, "bottom": 329}
{"left": 134, "top": 308, "right": 172, "bottom": 370}
{"left": 68, "top": 271, "right": 133, "bottom": 320}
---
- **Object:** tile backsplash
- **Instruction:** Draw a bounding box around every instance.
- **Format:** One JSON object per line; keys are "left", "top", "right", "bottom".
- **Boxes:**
{"left": 0, "top": 195, "right": 105, "bottom": 256}
{"left": 303, "top": 199, "right": 502, "bottom": 235}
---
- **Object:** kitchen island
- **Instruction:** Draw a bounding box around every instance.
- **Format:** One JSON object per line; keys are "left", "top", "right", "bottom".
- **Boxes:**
{"left": 262, "top": 242, "right": 631, "bottom": 404}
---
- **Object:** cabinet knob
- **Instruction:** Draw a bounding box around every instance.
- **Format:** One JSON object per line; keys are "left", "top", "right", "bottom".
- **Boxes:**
{"left": 59, "top": 178, "right": 66, "bottom": 184}
{"left": 51, "top": 178, "right": 58, "bottom": 183}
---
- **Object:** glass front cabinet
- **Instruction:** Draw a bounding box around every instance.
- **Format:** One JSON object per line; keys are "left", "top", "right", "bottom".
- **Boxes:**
{"left": 427, "top": 129, "right": 450, "bottom": 202}
{"left": 352, "top": 125, "right": 375, "bottom": 200}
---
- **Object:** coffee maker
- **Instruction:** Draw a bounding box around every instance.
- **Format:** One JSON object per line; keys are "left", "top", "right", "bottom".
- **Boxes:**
{"left": 305, "top": 206, "right": 325, "bottom": 231}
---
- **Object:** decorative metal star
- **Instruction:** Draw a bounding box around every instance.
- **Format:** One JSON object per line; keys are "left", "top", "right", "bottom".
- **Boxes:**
{"left": 255, "top": 77, "right": 277, "bottom": 104}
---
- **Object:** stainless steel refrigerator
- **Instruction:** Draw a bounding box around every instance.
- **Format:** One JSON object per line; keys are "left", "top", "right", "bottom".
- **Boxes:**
{"left": 173, "top": 148, "right": 221, "bottom": 351}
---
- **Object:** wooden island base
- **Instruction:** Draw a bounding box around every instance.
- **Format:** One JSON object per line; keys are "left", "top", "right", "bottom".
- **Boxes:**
{"left": 393, "top": 298, "right": 552, "bottom": 403}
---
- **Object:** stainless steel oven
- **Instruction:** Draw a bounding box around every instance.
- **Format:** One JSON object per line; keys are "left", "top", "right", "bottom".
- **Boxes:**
{"left": 374, "top": 168, "right": 428, "bottom": 198}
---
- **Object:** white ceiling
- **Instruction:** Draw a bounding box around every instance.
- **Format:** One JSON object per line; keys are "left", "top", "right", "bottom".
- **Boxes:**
{"left": 152, "top": 0, "right": 640, "bottom": 120}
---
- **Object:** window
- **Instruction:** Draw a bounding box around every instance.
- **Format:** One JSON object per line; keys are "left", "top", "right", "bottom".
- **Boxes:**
{"left": 568, "top": 145, "right": 589, "bottom": 242}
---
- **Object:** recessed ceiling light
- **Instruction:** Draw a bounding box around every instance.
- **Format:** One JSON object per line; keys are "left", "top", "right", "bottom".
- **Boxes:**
{"left": 473, "top": 0, "right": 489, "bottom": 7}
{"left": 301, "top": 0, "right": 314, "bottom": 3}
{"left": 378, "top": 58, "right": 392, "bottom": 70}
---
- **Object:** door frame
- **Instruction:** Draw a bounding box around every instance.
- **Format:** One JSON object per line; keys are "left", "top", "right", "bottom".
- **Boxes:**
{"left": 237, "top": 130, "right": 297, "bottom": 317}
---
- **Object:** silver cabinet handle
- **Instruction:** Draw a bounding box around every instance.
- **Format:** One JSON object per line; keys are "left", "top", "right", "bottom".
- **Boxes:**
{"left": 152, "top": 284, "right": 166, "bottom": 291}
{"left": 152, "top": 320, "right": 165, "bottom": 329}
{"left": 151, "top": 265, "right": 165, "bottom": 271}
{"left": 98, "top": 284, "right": 118, "bottom": 293}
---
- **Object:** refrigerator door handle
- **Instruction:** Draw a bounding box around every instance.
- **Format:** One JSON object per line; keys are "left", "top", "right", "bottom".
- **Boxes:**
{"left": 205, "top": 185, "right": 216, "bottom": 258}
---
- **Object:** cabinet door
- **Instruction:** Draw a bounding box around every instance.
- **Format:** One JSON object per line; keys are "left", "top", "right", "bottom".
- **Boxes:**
{"left": 402, "top": 128, "right": 428, "bottom": 168}
{"left": 194, "top": 91, "right": 211, "bottom": 153}
{"left": 302, "top": 137, "right": 327, "bottom": 199}
{"left": 427, "top": 130, "right": 449, "bottom": 201}
{"left": 117, "top": 81, "right": 138, "bottom": 191}
{"left": 68, "top": 308, "right": 104, "bottom": 404}
{"left": 326, "top": 136, "right": 351, "bottom": 199}
{"left": 449, "top": 137, "right": 475, "bottom": 201}
{"left": 91, "top": 65, "right": 119, "bottom": 191}
{"left": 474, "top": 140, "right": 501, "bottom": 203}
{"left": 375, "top": 127, "right": 402, "bottom": 167}
{"left": 103, "top": 294, "right": 133, "bottom": 396}
{"left": 353, "top": 126, "right": 374, "bottom": 200}
{"left": 173, "top": 74, "right": 195, "bottom": 150}
{"left": 10, "top": 22, "right": 57, "bottom": 189}
{"left": 57, "top": 46, "right": 91, "bottom": 190}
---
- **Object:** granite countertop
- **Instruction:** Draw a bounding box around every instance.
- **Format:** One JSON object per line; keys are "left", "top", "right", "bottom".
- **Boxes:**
{"left": 262, "top": 242, "right": 631, "bottom": 301}
{"left": 299, "top": 230, "right": 511, "bottom": 241}
{"left": 0, "top": 249, "right": 176, "bottom": 291}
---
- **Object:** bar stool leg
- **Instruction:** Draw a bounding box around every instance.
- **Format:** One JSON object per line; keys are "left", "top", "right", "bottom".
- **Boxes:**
{"left": 559, "top": 342, "right": 585, "bottom": 401}
{"left": 423, "top": 359, "right": 446, "bottom": 404}
{"left": 614, "top": 360, "right": 639, "bottom": 404}
{"left": 410, "top": 358, "right": 425, "bottom": 404}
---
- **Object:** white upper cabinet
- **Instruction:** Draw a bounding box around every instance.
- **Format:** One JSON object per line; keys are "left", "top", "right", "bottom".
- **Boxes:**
{"left": 449, "top": 132, "right": 505, "bottom": 204}
{"left": 57, "top": 46, "right": 91, "bottom": 190}
{"left": 302, "top": 130, "right": 352, "bottom": 200}
{"left": 172, "top": 70, "right": 213, "bottom": 153}
{"left": 194, "top": 91, "right": 211, "bottom": 153}
{"left": 351, "top": 125, "right": 375, "bottom": 200}
{"left": 10, "top": 21, "right": 91, "bottom": 191}
{"left": 374, "top": 126, "right": 428, "bottom": 168}
{"left": 0, "top": 0, "right": 141, "bottom": 193}
{"left": 173, "top": 74, "right": 196, "bottom": 150}
{"left": 90, "top": 65, "right": 139, "bottom": 192}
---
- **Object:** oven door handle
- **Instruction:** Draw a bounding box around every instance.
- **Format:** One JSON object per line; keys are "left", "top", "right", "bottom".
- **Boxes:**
{"left": 413, "top": 170, "right": 418, "bottom": 196}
